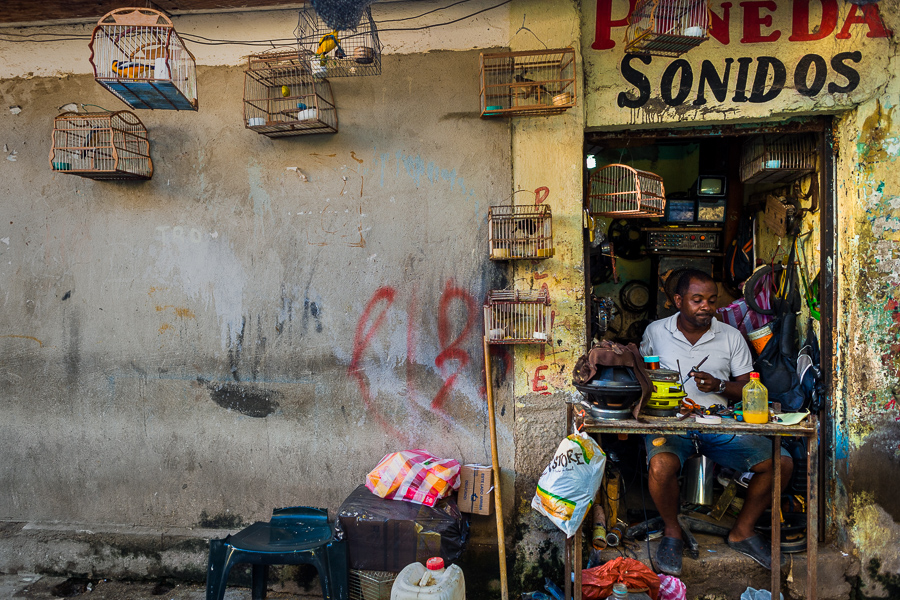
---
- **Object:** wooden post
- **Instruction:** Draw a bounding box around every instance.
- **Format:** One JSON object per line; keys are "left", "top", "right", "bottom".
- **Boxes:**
{"left": 483, "top": 336, "right": 509, "bottom": 600}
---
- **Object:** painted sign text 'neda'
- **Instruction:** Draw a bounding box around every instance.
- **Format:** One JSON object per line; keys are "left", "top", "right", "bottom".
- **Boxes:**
{"left": 592, "top": 0, "right": 890, "bottom": 109}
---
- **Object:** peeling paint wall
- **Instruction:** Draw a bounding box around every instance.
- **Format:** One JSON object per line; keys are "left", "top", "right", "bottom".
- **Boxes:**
{"left": 0, "top": 53, "right": 516, "bottom": 534}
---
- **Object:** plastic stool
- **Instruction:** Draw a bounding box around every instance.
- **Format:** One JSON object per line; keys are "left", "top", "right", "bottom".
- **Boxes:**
{"left": 206, "top": 506, "right": 348, "bottom": 600}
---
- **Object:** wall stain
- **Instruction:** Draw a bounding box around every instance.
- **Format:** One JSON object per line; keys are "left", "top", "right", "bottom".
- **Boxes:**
{"left": 200, "top": 378, "right": 279, "bottom": 418}
{"left": 0, "top": 334, "right": 42, "bottom": 347}
{"left": 61, "top": 290, "right": 71, "bottom": 301}
{"left": 197, "top": 510, "right": 244, "bottom": 529}
{"left": 350, "top": 151, "right": 364, "bottom": 164}
{"left": 859, "top": 100, "right": 894, "bottom": 165}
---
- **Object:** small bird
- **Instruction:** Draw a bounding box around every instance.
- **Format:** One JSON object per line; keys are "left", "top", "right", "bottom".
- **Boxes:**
{"left": 515, "top": 72, "right": 549, "bottom": 101}
{"left": 281, "top": 85, "right": 291, "bottom": 98}
{"left": 316, "top": 31, "right": 344, "bottom": 58}
{"left": 111, "top": 60, "right": 153, "bottom": 79}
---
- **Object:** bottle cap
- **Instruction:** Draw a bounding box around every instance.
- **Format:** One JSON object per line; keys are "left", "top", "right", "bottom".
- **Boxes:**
{"left": 643, "top": 355, "right": 660, "bottom": 363}
{"left": 426, "top": 557, "right": 445, "bottom": 570}
{"left": 750, "top": 372, "right": 760, "bottom": 379}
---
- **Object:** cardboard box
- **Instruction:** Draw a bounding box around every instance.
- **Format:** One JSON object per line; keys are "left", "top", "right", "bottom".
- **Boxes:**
{"left": 457, "top": 464, "right": 494, "bottom": 515}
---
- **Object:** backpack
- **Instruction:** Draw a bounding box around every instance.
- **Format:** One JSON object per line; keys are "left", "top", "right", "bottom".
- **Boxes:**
{"left": 725, "top": 213, "right": 754, "bottom": 290}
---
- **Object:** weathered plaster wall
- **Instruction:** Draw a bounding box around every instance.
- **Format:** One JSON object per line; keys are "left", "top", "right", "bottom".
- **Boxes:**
{"left": 0, "top": 52, "right": 515, "bottom": 536}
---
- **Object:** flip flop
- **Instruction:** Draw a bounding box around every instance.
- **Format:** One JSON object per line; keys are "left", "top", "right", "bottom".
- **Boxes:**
{"left": 726, "top": 534, "right": 787, "bottom": 569}
{"left": 654, "top": 536, "right": 683, "bottom": 576}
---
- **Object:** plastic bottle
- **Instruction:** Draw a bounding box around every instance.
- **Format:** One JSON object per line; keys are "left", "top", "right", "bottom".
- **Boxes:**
{"left": 611, "top": 583, "right": 628, "bottom": 599}
{"left": 392, "top": 558, "right": 465, "bottom": 600}
{"left": 742, "top": 372, "right": 769, "bottom": 424}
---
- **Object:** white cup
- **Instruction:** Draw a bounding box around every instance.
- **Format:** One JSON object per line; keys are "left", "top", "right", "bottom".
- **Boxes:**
{"left": 249, "top": 117, "right": 265, "bottom": 127}
{"left": 684, "top": 26, "right": 705, "bottom": 37}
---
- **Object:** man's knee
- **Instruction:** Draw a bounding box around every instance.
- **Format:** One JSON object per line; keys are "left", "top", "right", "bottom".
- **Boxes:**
{"left": 750, "top": 454, "right": 794, "bottom": 476}
{"left": 648, "top": 452, "right": 681, "bottom": 482}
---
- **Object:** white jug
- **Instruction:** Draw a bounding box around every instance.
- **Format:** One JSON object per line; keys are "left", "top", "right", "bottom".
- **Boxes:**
{"left": 391, "top": 558, "right": 465, "bottom": 600}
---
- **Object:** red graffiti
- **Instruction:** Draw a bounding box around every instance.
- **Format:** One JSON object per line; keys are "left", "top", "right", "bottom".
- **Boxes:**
{"left": 535, "top": 186, "right": 550, "bottom": 204}
{"left": 884, "top": 397, "right": 896, "bottom": 411}
{"left": 348, "top": 286, "right": 401, "bottom": 437}
{"left": 532, "top": 365, "right": 549, "bottom": 392}
{"left": 433, "top": 281, "right": 477, "bottom": 410}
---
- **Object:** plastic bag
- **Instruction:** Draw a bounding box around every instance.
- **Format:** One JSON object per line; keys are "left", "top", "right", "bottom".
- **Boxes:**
{"left": 532, "top": 432, "right": 606, "bottom": 537}
{"left": 581, "top": 557, "right": 660, "bottom": 600}
{"left": 657, "top": 574, "right": 686, "bottom": 600}
{"left": 740, "top": 588, "right": 783, "bottom": 600}
{"left": 366, "top": 450, "right": 461, "bottom": 506}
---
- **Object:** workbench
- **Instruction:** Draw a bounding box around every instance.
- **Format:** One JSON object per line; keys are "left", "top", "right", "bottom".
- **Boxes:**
{"left": 564, "top": 412, "right": 819, "bottom": 600}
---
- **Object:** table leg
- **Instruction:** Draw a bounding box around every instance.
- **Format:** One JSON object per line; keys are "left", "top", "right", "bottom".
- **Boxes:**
{"left": 574, "top": 529, "right": 582, "bottom": 600}
{"left": 808, "top": 428, "right": 819, "bottom": 600}
{"left": 771, "top": 436, "right": 782, "bottom": 596}
{"left": 565, "top": 534, "right": 572, "bottom": 600}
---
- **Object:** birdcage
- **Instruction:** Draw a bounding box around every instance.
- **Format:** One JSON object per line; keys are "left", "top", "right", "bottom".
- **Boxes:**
{"left": 740, "top": 134, "right": 817, "bottom": 184}
{"left": 244, "top": 51, "right": 338, "bottom": 137}
{"left": 49, "top": 111, "right": 152, "bottom": 180}
{"left": 480, "top": 48, "right": 576, "bottom": 118}
{"left": 587, "top": 164, "right": 666, "bottom": 217}
{"left": 484, "top": 289, "right": 551, "bottom": 345}
{"left": 488, "top": 204, "right": 554, "bottom": 260}
{"left": 349, "top": 570, "right": 396, "bottom": 600}
{"left": 296, "top": 6, "right": 381, "bottom": 78}
{"left": 89, "top": 7, "right": 198, "bottom": 110}
{"left": 625, "top": 0, "right": 710, "bottom": 57}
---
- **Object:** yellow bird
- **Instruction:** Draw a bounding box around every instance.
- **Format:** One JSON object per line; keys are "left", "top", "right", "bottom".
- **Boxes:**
{"left": 315, "top": 31, "right": 344, "bottom": 58}
{"left": 281, "top": 85, "right": 291, "bottom": 98}
{"left": 111, "top": 60, "right": 153, "bottom": 79}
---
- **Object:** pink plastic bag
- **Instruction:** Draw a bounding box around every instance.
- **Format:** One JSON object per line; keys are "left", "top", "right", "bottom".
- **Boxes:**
{"left": 658, "top": 574, "right": 686, "bottom": 600}
{"left": 366, "top": 450, "right": 461, "bottom": 506}
{"left": 717, "top": 271, "right": 774, "bottom": 340}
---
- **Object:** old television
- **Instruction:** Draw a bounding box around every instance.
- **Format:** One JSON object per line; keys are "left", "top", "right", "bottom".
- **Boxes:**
{"left": 663, "top": 175, "right": 727, "bottom": 224}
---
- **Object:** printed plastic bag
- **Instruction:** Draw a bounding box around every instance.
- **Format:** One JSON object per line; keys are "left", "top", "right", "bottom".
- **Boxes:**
{"left": 581, "top": 557, "right": 660, "bottom": 600}
{"left": 366, "top": 450, "right": 461, "bottom": 507}
{"left": 657, "top": 574, "right": 686, "bottom": 600}
{"left": 531, "top": 432, "right": 606, "bottom": 537}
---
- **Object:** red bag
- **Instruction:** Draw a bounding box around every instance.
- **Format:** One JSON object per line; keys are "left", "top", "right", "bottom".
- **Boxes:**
{"left": 582, "top": 557, "right": 660, "bottom": 600}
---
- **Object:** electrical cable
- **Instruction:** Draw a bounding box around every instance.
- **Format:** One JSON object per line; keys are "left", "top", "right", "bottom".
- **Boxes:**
{"left": 376, "top": 0, "right": 478, "bottom": 23}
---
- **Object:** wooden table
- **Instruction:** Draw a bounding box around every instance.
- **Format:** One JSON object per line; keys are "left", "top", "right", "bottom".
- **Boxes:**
{"left": 564, "top": 412, "right": 818, "bottom": 600}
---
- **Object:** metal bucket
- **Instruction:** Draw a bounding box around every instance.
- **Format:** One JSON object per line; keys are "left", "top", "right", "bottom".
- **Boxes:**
{"left": 682, "top": 455, "right": 715, "bottom": 505}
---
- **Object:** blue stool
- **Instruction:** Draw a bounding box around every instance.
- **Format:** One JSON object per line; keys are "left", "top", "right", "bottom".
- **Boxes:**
{"left": 206, "top": 506, "right": 348, "bottom": 600}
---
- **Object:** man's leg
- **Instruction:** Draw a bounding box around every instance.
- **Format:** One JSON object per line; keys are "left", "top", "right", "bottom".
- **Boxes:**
{"left": 728, "top": 453, "right": 793, "bottom": 543}
{"left": 648, "top": 452, "right": 683, "bottom": 539}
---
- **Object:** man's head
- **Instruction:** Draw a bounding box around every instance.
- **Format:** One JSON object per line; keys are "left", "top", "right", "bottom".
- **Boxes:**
{"left": 674, "top": 269, "right": 717, "bottom": 329}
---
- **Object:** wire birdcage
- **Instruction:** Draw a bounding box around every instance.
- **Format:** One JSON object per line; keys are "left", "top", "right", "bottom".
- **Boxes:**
{"left": 625, "top": 0, "right": 710, "bottom": 57}
{"left": 484, "top": 289, "right": 551, "bottom": 345}
{"left": 349, "top": 570, "right": 396, "bottom": 600}
{"left": 488, "top": 203, "right": 554, "bottom": 260}
{"left": 244, "top": 51, "right": 338, "bottom": 137}
{"left": 89, "top": 8, "right": 198, "bottom": 110}
{"left": 740, "top": 134, "right": 817, "bottom": 184}
{"left": 480, "top": 48, "right": 576, "bottom": 118}
{"left": 49, "top": 111, "right": 152, "bottom": 180}
{"left": 587, "top": 164, "right": 666, "bottom": 217}
{"left": 296, "top": 6, "right": 381, "bottom": 78}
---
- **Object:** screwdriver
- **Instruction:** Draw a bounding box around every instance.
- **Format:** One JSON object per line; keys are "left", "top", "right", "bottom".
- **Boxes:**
{"left": 683, "top": 355, "right": 709, "bottom": 385}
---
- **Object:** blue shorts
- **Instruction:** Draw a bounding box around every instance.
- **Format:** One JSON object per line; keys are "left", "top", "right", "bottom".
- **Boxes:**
{"left": 643, "top": 432, "right": 791, "bottom": 472}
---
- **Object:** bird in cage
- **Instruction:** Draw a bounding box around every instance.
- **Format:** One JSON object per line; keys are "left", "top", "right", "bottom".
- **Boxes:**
{"left": 316, "top": 31, "right": 346, "bottom": 59}
{"left": 111, "top": 59, "right": 154, "bottom": 79}
{"left": 514, "top": 72, "right": 549, "bottom": 102}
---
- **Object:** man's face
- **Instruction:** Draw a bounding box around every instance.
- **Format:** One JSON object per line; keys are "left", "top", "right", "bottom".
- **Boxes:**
{"left": 674, "top": 278, "right": 718, "bottom": 329}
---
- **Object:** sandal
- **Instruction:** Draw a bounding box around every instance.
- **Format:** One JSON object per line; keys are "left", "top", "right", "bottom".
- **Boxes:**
{"left": 726, "top": 534, "right": 787, "bottom": 569}
{"left": 654, "top": 536, "right": 683, "bottom": 576}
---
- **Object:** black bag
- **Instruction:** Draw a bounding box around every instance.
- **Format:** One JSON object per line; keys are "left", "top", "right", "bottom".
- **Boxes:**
{"left": 754, "top": 314, "right": 805, "bottom": 411}
{"left": 725, "top": 213, "right": 754, "bottom": 289}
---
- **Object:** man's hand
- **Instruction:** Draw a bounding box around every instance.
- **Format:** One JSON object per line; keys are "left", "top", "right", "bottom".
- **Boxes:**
{"left": 690, "top": 370, "right": 722, "bottom": 393}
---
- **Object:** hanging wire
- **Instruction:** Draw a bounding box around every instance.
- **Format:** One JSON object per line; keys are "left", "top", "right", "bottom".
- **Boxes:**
{"left": 80, "top": 103, "right": 112, "bottom": 112}
{"left": 505, "top": 14, "right": 548, "bottom": 49}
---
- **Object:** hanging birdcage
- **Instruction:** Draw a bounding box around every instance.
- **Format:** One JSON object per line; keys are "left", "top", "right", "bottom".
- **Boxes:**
{"left": 297, "top": 6, "right": 381, "bottom": 78}
{"left": 625, "top": 0, "right": 710, "bottom": 58}
{"left": 740, "top": 134, "right": 816, "bottom": 184}
{"left": 244, "top": 51, "right": 338, "bottom": 137}
{"left": 49, "top": 110, "right": 152, "bottom": 180}
{"left": 480, "top": 48, "right": 576, "bottom": 118}
{"left": 488, "top": 203, "right": 554, "bottom": 260}
{"left": 484, "top": 289, "right": 552, "bottom": 345}
{"left": 89, "top": 7, "right": 198, "bottom": 110}
{"left": 588, "top": 164, "right": 666, "bottom": 217}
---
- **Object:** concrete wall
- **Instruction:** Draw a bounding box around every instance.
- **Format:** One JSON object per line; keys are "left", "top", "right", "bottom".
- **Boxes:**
{"left": 0, "top": 50, "right": 514, "bottom": 535}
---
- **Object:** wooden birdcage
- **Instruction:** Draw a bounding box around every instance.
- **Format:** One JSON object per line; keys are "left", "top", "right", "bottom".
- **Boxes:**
{"left": 587, "top": 164, "right": 666, "bottom": 217}
{"left": 484, "top": 289, "right": 551, "bottom": 345}
{"left": 244, "top": 51, "right": 338, "bottom": 137}
{"left": 740, "top": 134, "right": 817, "bottom": 184}
{"left": 488, "top": 203, "right": 554, "bottom": 260}
{"left": 349, "top": 570, "right": 396, "bottom": 600}
{"left": 49, "top": 111, "right": 152, "bottom": 180}
{"left": 479, "top": 48, "right": 576, "bottom": 118}
{"left": 89, "top": 7, "right": 198, "bottom": 110}
{"left": 297, "top": 6, "right": 381, "bottom": 78}
{"left": 625, "top": 0, "right": 710, "bottom": 57}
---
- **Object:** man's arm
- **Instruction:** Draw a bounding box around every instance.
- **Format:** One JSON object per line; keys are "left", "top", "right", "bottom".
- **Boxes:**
{"left": 692, "top": 370, "right": 750, "bottom": 403}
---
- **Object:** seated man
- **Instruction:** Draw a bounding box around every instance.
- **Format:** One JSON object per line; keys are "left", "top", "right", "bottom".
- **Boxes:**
{"left": 640, "top": 269, "right": 792, "bottom": 576}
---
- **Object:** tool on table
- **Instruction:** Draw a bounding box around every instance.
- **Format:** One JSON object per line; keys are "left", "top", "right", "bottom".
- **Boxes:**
{"left": 683, "top": 355, "right": 710, "bottom": 385}
{"left": 677, "top": 397, "right": 706, "bottom": 421}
